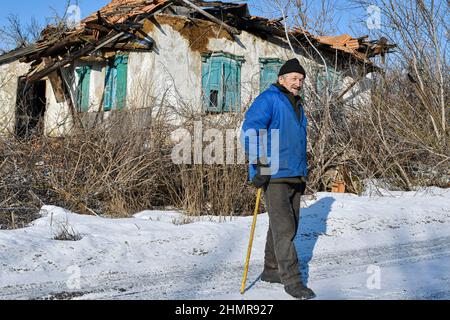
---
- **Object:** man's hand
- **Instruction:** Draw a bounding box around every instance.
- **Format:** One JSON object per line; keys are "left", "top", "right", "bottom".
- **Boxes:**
{"left": 252, "top": 162, "right": 270, "bottom": 189}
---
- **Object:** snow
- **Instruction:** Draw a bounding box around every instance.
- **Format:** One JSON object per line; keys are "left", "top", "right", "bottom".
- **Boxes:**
{"left": 1, "top": 188, "right": 449, "bottom": 300}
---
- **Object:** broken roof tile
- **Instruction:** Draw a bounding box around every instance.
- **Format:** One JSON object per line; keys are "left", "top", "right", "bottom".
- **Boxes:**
{"left": 82, "top": 0, "right": 170, "bottom": 25}
{"left": 0, "top": 0, "right": 395, "bottom": 70}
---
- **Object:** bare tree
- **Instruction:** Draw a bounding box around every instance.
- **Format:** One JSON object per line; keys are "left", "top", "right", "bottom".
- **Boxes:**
{"left": 347, "top": 0, "right": 449, "bottom": 187}
{"left": 0, "top": 0, "right": 74, "bottom": 53}
{"left": 0, "top": 15, "right": 43, "bottom": 53}
{"left": 264, "top": 0, "right": 449, "bottom": 191}
{"left": 352, "top": 0, "right": 448, "bottom": 143}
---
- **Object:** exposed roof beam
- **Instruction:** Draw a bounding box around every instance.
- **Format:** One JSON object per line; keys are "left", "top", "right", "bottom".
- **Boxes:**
{"left": 27, "top": 1, "right": 173, "bottom": 83}
{"left": 0, "top": 46, "right": 41, "bottom": 66}
{"left": 27, "top": 31, "right": 124, "bottom": 83}
{"left": 178, "top": 0, "right": 241, "bottom": 35}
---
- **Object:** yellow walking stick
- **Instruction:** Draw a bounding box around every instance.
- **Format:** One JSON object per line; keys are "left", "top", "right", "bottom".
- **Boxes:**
{"left": 240, "top": 188, "right": 263, "bottom": 294}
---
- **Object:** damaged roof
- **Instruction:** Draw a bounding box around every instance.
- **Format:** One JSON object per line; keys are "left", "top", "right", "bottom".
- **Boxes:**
{"left": 82, "top": 0, "right": 170, "bottom": 25}
{"left": 0, "top": 0, "right": 396, "bottom": 82}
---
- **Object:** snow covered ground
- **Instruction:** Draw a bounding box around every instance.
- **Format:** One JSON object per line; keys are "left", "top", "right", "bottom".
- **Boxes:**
{"left": 1, "top": 187, "right": 449, "bottom": 300}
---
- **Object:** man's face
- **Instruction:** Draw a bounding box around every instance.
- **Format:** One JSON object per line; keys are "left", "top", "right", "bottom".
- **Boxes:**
{"left": 278, "top": 72, "right": 305, "bottom": 96}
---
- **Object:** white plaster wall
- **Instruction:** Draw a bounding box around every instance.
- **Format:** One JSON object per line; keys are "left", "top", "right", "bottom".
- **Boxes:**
{"left": 127, "top": 51, "right": 159, "bottom": 108}
{"left": 127, "top": 25, "right": 204, "bottom": 110}
{"left": 127, "top": 16, "right": 320, "bottom": 113}
{"left": 43, "top": 78, "right": 73, "bottom": 137}
{"left": 43, "top": 62, "right": 109, "bottom": 136}
{"left": 89, "top": 64, "right": 106, "bottom": 112}
{"left": 342, "top": 73, "right": 373, "bottom": 109}
{"left": 126, "top": 15, "right": 358, "bottom": 116}
{"left": 0, "top": 61, "right": 30, "bottom": 135}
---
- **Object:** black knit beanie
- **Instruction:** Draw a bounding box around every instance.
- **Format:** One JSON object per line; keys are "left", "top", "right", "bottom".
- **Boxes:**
{"left": 278, "top": 58, "right": 307, "bottom": 78}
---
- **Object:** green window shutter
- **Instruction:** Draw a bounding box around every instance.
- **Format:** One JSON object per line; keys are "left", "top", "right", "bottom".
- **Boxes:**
{"left": 223, "top": 58, "right": 241, "bottom": 112}
{"left": 202, "top": 56, "right": 222, "bottom": 113}
{"left": 317, "top": 66, "right": 343, "bottom": 96}
{"left": 76, "top": 66, "right": 91, "bottom": 112}
{"left": 317, "top": 70, "right": 325, "bottom": 94}
{"left": 115, "top": 55, "right": 128, "bottom": 110}
{"left": 103, "top": 64, "right": 115, "bottom": 111}
{"left": 330, "top": 68, "right": 343, "bottom": 93}
{"left": 236, "top": 63, "right": 241, "bottom": 111}
{"left": 260, "top": 58, "right": 284, "bottom": 93}
{"left": 201, "top": 58, "right": 210, "bottom": 109}
{"left": 202, "top": 53, "right": 243, "bottom": 113}
{"left": 103, "top": 54, "right": 128, "bottom": 111}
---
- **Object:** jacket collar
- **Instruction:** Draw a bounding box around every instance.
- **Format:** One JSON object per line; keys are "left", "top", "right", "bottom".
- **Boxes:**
{"left": 272, "top": 82, "right": 291, "bottom": 95}
{"left": 271, "top": 83, "right": 301, "bottom": 101}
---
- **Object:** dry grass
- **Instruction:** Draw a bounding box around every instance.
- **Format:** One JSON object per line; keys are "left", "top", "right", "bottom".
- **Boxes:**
{"left": 53, "top": 222, "right": 82, "bottom": 241}
{"left": 0, "top": 108, "right": 258, "bottom": 228}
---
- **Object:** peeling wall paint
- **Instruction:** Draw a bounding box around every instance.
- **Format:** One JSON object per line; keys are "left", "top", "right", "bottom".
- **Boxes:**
{"left": 43, "top": 78, "right": 73, "bottom": 137}
{"left": 0, "top": 61, "right": 30, "bottom": 135}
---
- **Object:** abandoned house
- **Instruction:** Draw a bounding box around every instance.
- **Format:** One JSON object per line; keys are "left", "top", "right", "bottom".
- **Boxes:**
{"left": 0, "top": 0, "right": 395, "bottom": 137}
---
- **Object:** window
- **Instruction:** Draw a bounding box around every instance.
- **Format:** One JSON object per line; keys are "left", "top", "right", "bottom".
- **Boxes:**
{"left": 104, "top": 54, "right": 128, "bottom": 111}
{"left": 201, "top": 52, "right": 244, "bottom": 113}
{"left": 75, "top": 66, "right": 91, "bottom": 112}
{"left": 259, "top": 58, "right": 284, "bottom": 92}
{"left": 317, "top": 66, "right": 343, "bottom": 96}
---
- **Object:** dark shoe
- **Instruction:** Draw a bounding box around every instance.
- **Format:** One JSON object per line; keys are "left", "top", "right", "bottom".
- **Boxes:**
{"left": 260, "top": 270, "right": 282, "bottom": 284}
{"left": 284, "top": 282, "right": 316, "bottom": 300}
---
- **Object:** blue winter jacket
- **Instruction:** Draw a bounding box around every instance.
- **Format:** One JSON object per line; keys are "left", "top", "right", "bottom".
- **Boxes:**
{"left": 241, "top": 84, "right": 308, "bottom": 181}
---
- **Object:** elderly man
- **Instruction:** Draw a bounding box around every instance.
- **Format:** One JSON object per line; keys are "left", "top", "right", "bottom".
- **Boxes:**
{"left": 241, "top": 58, "right": 315, "bottom": 300}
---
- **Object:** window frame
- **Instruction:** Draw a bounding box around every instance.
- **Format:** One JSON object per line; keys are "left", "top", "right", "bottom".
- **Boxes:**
{"left": 316, "top": 65, "right": 344, "bottom": 96}
{"left": 75, "top": 65, "right": 92, "bottom": 112}
{"left": 201, "top": 52, "right": 244, "bottom": 113}
{"left": 103, "top": 54, "right": 129, "bottom": 111}
{"left": 259, "top": 57, "right": 285, "bottom": 93}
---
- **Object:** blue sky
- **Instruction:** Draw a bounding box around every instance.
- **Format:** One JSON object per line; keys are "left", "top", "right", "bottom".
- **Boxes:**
{"left": 0, "top": 0, "right": 110, "bottom": 26}
{"left": 0, "top": 0, "right": 370, "bottom": 37}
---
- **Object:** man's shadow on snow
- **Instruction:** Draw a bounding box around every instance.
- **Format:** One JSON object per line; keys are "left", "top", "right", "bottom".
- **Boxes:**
{"left": 294, "top": 196, "right": 334, "bottom": 286}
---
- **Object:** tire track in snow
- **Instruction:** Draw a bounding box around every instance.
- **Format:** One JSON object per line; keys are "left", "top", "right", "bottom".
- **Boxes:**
{"left": 1, "top": 236, "right": 450, "bottom": 299}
